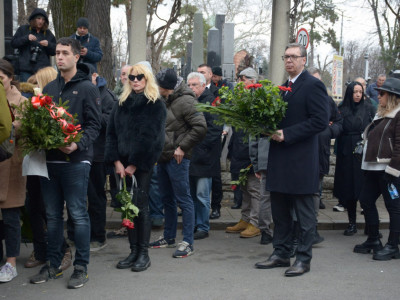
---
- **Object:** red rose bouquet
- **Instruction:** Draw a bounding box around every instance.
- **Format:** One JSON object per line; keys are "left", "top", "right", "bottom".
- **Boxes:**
{"left": 14, "top": 94, "right": 82, "bottom": 155}
{"left": 196, "top": 80, "right": 289, "bottom": 140}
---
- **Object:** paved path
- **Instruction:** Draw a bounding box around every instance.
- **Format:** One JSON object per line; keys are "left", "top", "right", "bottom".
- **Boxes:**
{"left": 2, "top": 229, "right": 399, "bottom": 299}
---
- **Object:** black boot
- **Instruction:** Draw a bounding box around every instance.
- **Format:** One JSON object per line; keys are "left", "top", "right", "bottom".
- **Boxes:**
{"left": 373, "top": 231, "right": 400, "bottom": 261}
{"left": 344, "top": 223, "right": 357, "bottom": 236}
{"left": 132, "top": 211, "right": 151, "bottom": 272}
{"left": 354, "top": 225, "right": 383, "bottom": 254}
{"left": 117, "top": 228, "right": 138, "bottom": 269}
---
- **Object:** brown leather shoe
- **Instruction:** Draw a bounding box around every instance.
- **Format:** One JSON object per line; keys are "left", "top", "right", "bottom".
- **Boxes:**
{"left": 60, "top": 248, "right": 73, "bottom": 271}
{"left": 226, "top": 219, "right": 249, "bottom": 233}
{"left": 24, "top": 251, "right": 46, "bottom": 268}
{"left": 284, "top": 260, "right": 310, "bottom": 277}
{"left": 255, "top": 254, "right": 290, "bottom": 269}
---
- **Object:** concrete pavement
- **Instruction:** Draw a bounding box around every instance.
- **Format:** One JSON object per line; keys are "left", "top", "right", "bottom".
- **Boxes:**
{"left": 1, "top": 229, "right": 399, "bottom": 299}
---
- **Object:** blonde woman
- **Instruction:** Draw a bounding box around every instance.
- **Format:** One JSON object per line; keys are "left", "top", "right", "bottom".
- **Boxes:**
{"left": 105, "top": 63, "right": 166, "bottom": 272}
{"left": 35, "top": 67, "right": 57, "bottom": 93}
{"left": 355, "top": 77, "right": 400, "bottom": 261}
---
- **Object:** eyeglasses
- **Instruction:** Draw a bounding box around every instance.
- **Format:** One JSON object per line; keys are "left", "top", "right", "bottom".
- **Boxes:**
{"left": 282, "top": 55, "right": 304, "bottom": 61}
{"left": 128, "top": 74, "right": 145, "bottom": 81}
{"left": 378, "top": 90, "right": 387, "bottom": 97}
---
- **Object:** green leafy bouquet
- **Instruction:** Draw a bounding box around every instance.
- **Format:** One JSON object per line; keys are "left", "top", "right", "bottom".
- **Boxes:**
{"left": 14, "top": 94, "right": 82, "bottom": 155}
{"left": 115, "top": 177, "right": 139, "bottom": 229}
{"left": 196, "top": 80, "right": 289, "bottom": 140}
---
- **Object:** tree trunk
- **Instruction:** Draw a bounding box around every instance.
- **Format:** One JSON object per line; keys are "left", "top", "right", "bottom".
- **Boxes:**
{"left": 49, "top": 0, "right": 85, "bottom": 39}
{"left": 85, "top": 0, "right": 115, "bottom": 88}
{"left": 17, "top": 0, "right": 25, "bottom": 26}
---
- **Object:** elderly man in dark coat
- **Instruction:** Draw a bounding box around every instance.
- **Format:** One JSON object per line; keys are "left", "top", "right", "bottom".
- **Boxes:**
{"left": 255, "top": 43, "right": 328, "bottom": 276}
{"left": 187, "top": 72, "right": 223, "bottom": 240}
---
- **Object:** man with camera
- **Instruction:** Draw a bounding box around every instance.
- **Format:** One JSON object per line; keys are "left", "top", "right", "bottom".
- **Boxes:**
{"left": 11, "top": 8, "right": 56, "bottom": 82}
{"left": 70, "top": 18, "right": 103, "bottom": 72}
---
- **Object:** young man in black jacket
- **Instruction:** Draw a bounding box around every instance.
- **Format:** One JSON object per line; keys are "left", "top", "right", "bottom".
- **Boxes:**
{"left": 30, "top": 37, "right": 101, "bottom": 289}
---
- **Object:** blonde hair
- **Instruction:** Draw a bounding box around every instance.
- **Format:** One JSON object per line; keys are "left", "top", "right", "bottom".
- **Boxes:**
{"left": 35, "top": 67, "right": 58, "bottom": 90}
{"left": 377, "top": 92, "right": 400, "bottom": 117}
{"left": 119, "top": 63, "right": 160, "bottom": 105}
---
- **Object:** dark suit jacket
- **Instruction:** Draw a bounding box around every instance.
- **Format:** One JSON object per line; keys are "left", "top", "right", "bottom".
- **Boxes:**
{"left": 266, "top": 70, "right": 329, "bottom": 194}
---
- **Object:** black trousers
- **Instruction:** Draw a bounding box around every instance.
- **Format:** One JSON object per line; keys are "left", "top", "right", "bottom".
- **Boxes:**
{"left": 87, "top": 162, "right": 108, "bottom": 243}
{"left": 271, "top": 192, "right": 316, "bottom": 263}
{"left": 26, "top": 175, "right": 47, "bottom": 261}
{"left": 359, "top": 170, "right": 400, "bottom": 232}
{"left": 1, "top": 207, "right": 21, "bottom": 258}
{"left": 127, "top": 169, "right": 153, "bottom": 249}
{"left": 211, "top": 174, "right": 223, "bottom": 210}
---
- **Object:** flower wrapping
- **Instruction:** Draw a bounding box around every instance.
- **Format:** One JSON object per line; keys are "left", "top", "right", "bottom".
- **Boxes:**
{"left": 14, "top": 94, "right": 83, "bottom": 155}
{"left": 196, "top": 80, "right": 288, "bottom": 140}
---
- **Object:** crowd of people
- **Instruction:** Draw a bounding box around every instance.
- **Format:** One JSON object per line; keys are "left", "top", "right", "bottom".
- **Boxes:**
{"left": 1, "top": 10, "right": 400, "bottom": 290}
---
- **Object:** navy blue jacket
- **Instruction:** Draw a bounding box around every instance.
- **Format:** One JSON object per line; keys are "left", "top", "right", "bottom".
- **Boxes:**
{"left": 71, "top": 33, "right": 103, "bottom": 71}
{"left": 93, "top": 77, "right": 117, "bottom": 162}
{"left": 43, "top": 64, "right": 102, "bottom": 162}
{"left": 266, "top": 70, "right": 329, "bottom": 194}
{"left": 189, "top": 88, "right": 223, "bottom": 177}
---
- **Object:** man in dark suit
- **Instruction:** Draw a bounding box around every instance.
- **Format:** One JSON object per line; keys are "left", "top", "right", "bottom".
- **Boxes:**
{"left": 255, "top": 43, "right": 328, "bottom": 276}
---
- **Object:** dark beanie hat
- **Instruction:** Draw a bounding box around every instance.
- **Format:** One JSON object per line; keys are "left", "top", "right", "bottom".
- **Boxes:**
{"left": 156, "top": 68, "right": 178, "bottom": 90}
{"left": 212, "top": 66, "right": 222, "bottom": 76}
{"left": 28, "top": 8, "right": 49, "bottom": 24}
{"left": 77, "top": 17, "right": 90, "bottom": 29}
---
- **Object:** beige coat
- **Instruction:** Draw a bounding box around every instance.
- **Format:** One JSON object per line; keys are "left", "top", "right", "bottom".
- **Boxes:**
{"left": 0, "top": 85, "right": 27, "bottom": 209}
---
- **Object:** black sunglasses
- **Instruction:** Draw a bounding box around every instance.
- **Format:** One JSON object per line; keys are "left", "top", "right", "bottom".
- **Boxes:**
{"left": 128, "top": 74, "right": 145, "bottom": 81}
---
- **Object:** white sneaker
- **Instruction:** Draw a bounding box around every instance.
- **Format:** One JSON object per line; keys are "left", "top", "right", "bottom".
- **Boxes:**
{"left": 0, "top": 262, "right": 18, "bottom": 282}
{"left": 333, "top": 204, "right": 345, "bottom": 212}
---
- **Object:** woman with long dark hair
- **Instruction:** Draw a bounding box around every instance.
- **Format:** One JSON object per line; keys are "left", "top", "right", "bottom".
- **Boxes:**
{"left": 105, "top": 63, "right": 166, "bottom": 272}
{"left": 333, "top": 81, "right": 376, "bottom": 236}
{"left": 354, "top": 77, "right": 400, "bottom": 260}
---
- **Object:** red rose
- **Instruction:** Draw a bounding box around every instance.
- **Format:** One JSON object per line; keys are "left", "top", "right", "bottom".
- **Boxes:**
{"left": 245, "top": 84, "right": 254, "bottom": 89}
{"left": 231, "top": 184, "right": 237, "bottom": 191}
{"left": 31, "top": 96, "right": 41, "bottom": 109}
{"left": 254, "top": 84, "right": 263, "bottom": 88}
{"left": 66, "top": 123, "right": 75, "bottom": 133}
{"left": 122, "top": 218, "right": 135, "bottom": 229}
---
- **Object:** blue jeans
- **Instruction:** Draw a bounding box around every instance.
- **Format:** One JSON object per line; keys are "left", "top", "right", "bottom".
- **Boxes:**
{"left": 190, "top": 176, "right": 212, "bottom": 232}
{"left": 149, "top": 164, "right": 164, "bottom": 220}
{"left": 41, "top": 163, "right": 91, "bottom": 269}
{"left": 159, "top": 158, "right": 194, "bottom": 245}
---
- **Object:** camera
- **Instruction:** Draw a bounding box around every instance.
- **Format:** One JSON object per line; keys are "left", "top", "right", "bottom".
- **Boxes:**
{"left": 30, "top": 46, "right": 42, "bottom": 63}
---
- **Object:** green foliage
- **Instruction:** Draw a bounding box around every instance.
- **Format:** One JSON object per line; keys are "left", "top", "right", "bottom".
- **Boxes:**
{"left": 196, "top": 80, "right": 288, "bottom": 141}
{"left": 114, "top": 177, "right": 139, "bottom": 221}
{"left": 231, "top": 164, "right": 252, "bottom": 187}
{"left": 298, "top": 0, "right": 339, "bottom": 51}
{"left": 164, "top": 3, "right": 210, "bottom": 61}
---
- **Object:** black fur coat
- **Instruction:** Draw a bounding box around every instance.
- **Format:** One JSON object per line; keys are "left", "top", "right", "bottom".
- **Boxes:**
{"left": 105, "top": 92, "right": 166, "bottom": 172}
